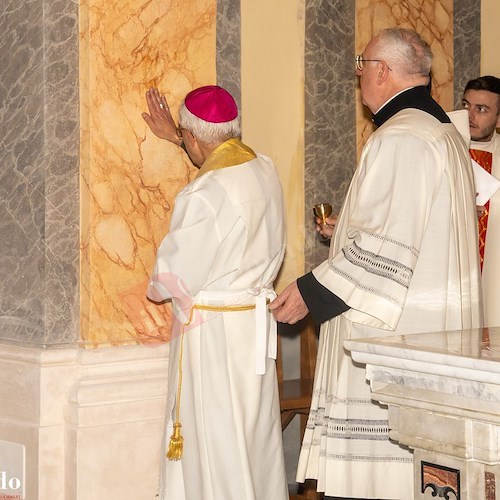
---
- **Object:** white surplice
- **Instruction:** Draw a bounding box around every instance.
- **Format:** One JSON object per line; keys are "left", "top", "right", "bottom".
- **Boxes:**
{"left": 297, "top": 109, "right": 482, "bottom": 499}
{"left": 148, "top": 140, "right": 288, "bottom": 500}
{"left": 471, "top": 134, "right": 500, "bottom": 327}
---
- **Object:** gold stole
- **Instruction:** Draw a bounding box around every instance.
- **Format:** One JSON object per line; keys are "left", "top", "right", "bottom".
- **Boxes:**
{"left": 196, "top": 138, "right": 257, "bottom": 178}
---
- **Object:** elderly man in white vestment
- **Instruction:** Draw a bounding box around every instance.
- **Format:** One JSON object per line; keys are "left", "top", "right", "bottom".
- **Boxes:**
{"left": 462, "top": 76, "right": 500, "bottom": 327}
{"left": 270, "top": 28, "right": 482, "bottom": 499}
{"left": 143, "top": 85, "right": 289, "bottom": 500}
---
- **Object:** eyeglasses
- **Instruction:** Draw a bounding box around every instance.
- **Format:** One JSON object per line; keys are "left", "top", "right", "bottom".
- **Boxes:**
{"left": 355, "top": 54, "right": 392, "bottom": 72}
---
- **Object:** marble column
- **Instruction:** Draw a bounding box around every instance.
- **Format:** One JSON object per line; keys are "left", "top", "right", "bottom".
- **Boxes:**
{"left": 304, "top": 0, "right": 357, "bottom": 269}
{"left": 454, "top": 0, "right": 481, "bottom": 109}
{"left": 217, "top": 0, "right": 242, "bottom": 111}
{"left": 0, "top": 0, "right": 80, "bottom": 345}
{"left": 0, "top": 341, "right": 169, "bottom": 499}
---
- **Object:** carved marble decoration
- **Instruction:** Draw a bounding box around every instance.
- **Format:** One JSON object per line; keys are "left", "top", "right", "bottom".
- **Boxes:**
{"left": 80, "top": 0, "right": 216, "bottom": 343}
{"left": 485, "top": 471, "right": 496, "bottom": 500}
{"left": 421, "top": 462, "right": 460, "bottom": 499}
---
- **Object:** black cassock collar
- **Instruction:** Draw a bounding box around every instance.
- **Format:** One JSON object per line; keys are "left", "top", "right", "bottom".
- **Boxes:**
{"left": 373, "top": 86, "right": 451, "bottom": 127}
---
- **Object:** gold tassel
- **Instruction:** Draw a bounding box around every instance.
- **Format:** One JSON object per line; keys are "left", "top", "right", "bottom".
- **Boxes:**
{"left": 166, "top": 422, "right": 184, "bottom": 461}
{"left": 165, "top": 302, "right": 259, "bottom": 461}
{"left": 166, "top": 308, "right": 192, "bottom": 461}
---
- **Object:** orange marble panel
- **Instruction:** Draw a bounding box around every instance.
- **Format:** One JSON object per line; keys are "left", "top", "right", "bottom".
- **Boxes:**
{"left": 80, "top": 0, "right": 216, "bottom": 343}
{"left": 421, "top": 461, "right": 460, "bottom": 498}
{"left": 355, "top": 0, "right": 454, "bottom": 151}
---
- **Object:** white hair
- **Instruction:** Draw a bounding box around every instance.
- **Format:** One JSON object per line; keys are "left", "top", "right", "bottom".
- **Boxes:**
{"left": 178, "top": 103, "right": 241, "bottom": 145}
{"left": 376, "top": 28, "right": 433, "bottom": 78}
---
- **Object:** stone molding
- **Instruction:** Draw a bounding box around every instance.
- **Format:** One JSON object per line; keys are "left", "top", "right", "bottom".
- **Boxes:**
{"left": 0, "top": 341, "right": 169, "bottom": 500}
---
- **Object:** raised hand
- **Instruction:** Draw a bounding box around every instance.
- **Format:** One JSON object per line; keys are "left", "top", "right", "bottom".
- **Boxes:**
{"left": 142, "top": 88, "right": 181, "bottom": 145}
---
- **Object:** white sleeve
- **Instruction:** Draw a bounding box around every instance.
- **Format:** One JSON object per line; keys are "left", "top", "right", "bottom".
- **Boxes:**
{"left": 314, "top": 132, "right": 443, "bottom": 329}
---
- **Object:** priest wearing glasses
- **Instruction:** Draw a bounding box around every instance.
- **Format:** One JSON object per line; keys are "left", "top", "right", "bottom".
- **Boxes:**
{"left": 270, "top": 28, "right": 482, "bottom": 499}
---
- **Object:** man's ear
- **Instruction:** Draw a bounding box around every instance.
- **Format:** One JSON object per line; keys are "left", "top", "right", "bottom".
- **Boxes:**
{"left": 190, "top": 132, "right": 201, "bottom": 151}
{"left": 376, "top": 62, "right": 390, "bottom": 84}
{"left": 184, "top": 129, "right": 195, "bottom": 140}
{"left": 182, "top": 129, "right": 197, "bottom": 148}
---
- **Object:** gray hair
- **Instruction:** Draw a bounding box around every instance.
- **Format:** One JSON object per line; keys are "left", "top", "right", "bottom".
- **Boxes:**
{"left": 377, "top": 28, "right": 433, "bottom": 78}
{"left": 178, "top": 103, "right": 241, "bottom": 145}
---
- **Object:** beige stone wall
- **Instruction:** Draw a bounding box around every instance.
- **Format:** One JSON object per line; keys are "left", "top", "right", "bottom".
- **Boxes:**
{"left": 241, "top": 0, "right": 306, "bottom": 292}
{"left": 481, "top": 0, "right": 500, "bottom": 76}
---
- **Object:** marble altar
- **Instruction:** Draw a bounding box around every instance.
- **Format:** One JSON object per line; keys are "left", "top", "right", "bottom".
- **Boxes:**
{"left": 345, "top": 327, "right": 500, "bottom": 500}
